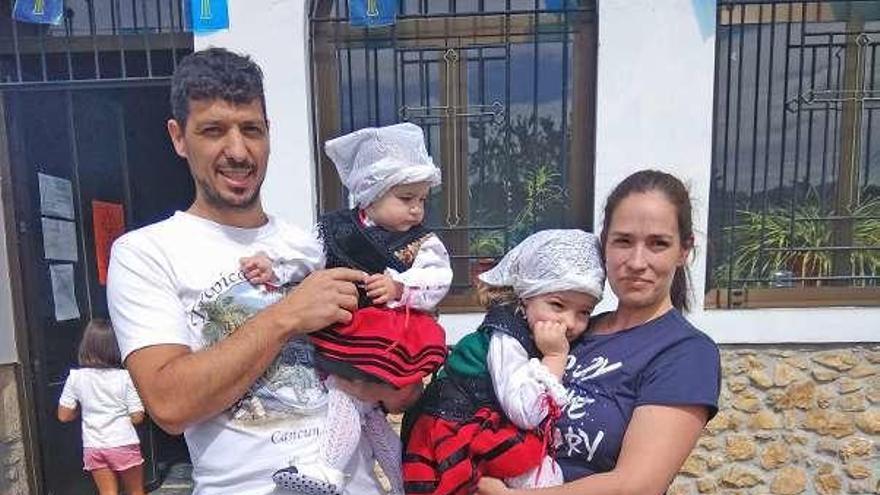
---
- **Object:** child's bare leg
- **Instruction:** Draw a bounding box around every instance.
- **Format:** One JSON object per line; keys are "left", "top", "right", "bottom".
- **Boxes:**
{"left": 119, "top": 463, "right": 146, "bottom": 495}
{"left": 90, "top": 468, "right": 119, "bottom": 495}
{"left": 362, "top": 406, "right": 403, "bottom": 494}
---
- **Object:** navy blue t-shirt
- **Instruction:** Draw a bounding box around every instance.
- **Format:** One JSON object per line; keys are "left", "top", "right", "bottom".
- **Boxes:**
{"left": 555, "top": 309, "right": 721, "bottom": 481}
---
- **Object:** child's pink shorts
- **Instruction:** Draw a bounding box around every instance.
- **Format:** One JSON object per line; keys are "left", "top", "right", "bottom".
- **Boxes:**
{"left": 83, "top": 444, "right": 144, "bottom": 472}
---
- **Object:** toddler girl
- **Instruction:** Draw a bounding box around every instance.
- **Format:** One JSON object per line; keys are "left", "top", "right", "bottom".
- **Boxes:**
{"left": 58, "top": 319, "right": 146, "bottom": 495}
{"left": 401, "top": 229, "right": 605, "bottom": 495}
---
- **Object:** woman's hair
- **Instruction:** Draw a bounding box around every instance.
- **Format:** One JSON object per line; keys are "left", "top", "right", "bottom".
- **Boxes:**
{"left": 77, "top": 319, "right": 123, "bottom": 369}
{"left": 475, "top": 280, "right": 518, "bottom": 308}
{"left": 600, "top": 170, "right": 695, "bottom": 312}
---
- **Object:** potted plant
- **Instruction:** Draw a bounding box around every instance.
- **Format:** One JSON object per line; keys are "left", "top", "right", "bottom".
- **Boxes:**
{"left": 469, "top": 231, "right": 505, "bottom": 282}
{"left": 715, "top": 190, "right": 880, "bottom": 289}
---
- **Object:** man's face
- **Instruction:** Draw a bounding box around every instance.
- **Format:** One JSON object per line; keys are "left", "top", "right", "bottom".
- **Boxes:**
{"left": 167, "top": 98, "right": 270, "bottom": 224}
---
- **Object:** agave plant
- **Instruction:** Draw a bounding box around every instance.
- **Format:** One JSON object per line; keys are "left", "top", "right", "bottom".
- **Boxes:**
{"left": 715, "top": 191, "right": 880, "bottom": 288}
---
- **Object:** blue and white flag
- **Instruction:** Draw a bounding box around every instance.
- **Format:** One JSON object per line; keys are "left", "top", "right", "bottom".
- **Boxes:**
{"left": 12, "top": 0, "right": 63, "bottom": 25}
{"left": 189, "top": 0, "right": 229, "bottom": 33}
{"left": 349, "top": 0, "right": 397, "bottom": 28}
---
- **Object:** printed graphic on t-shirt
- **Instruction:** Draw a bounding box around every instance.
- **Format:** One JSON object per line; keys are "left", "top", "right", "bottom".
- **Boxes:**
{"left": 193, "top": 272, "right": 326, "bottom": 424}
{"left": 558, "top": 354, "right": 622, "bottom": 462}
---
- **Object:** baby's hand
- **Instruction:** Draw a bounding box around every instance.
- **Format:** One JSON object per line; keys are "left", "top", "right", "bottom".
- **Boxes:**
{"left": 533, "top": 320, "right": 569, "bottom": 357}
{"left": 364, "top": 273, "right": 404, "bottom": 304}
{"left": 239, "top": 252, "right": 277, "bottom": 285}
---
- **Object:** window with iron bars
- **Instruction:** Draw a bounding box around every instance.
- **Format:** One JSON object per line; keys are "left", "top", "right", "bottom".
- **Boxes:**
{"left": 0, "top": 0, "right": 191, "bottom": 85}
{"left": 707, "top": 0, "right": 880, "bottom": 309}
{"left": 309, "top": 0, "right": 598, "bottom": 310}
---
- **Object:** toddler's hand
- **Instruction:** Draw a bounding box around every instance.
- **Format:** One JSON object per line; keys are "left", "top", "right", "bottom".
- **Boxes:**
{"left": 239, "top": 252, "right": 277, "bottom": 285}
{"left": 364, "top": 273, "right": 404, "bottom": 304}
{"left": 533, "top": 320, "right": 569, "bottom": 357}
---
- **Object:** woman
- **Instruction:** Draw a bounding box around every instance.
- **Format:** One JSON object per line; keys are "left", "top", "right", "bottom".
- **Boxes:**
{"left": 478, "top": 170, "right": 721, "bottom": 495}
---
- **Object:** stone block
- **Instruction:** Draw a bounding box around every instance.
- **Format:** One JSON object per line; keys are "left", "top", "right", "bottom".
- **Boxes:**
{"left": 814, "top": 473, "right": 843, "bottom": 495}
{"left": 838, "top": 437, "right": 872, "bottom": 461}
{"left": 760, "top": 442, "right": 791, "bottom": 470}
{"left": 843, "top": 463, "right": 870, "bottom": 480}
{"left": 749, "top": 409, "right": 782, "bottom": 430}
{"left": 813, "top": 352, "right": 858, "bottom": 372}
{"left": 854, "top": 410, "right": 880, "bottom": 434}
{"left": 803, "top": 410, "right": 857, "bottom": 438}
{"left": 721, "top": 466, "right": 763, "bottom": 488}
{"left": 725, "top": 435, "right": 756, "bottom": 461}
{"left": 770, "top": 466, "right": 807, "bottom": 494}
{"left": 774, "top": 362, "right": 804, "bottom": 387}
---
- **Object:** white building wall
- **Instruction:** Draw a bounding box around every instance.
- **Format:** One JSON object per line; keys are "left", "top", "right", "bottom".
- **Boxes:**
{"left": 0, "top": 177, "right": 18, "bottom": 364}
{"left": 194, "top": 0, "right": 317, "bottom": 229}
{"left": 198, "top": 0, "right": 879, "bottom": 344}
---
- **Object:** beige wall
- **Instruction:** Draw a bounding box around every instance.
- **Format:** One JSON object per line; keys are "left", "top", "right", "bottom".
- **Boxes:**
{"left": 670, "top": 345, "right": 880, "bottom": 495}
{"left": 0, "top": 364, "right": 27, "bottom": 495}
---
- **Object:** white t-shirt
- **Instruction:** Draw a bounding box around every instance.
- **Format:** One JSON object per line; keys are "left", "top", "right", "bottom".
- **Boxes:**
{"left": 107, "top": 211, "right": 383, "bottom": 495}
{"left": 59, "top": 368, "right": 144, "bottom": 448}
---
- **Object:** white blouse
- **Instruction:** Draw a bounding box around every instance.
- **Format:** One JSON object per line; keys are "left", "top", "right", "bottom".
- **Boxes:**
{"left": 487, "top": 332, "right": 570, "bottom": 430}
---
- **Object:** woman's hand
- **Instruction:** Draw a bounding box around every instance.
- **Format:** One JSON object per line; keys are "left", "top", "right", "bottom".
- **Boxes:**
{"left": 476, "top": 477, "right": 512, "bottom": 495}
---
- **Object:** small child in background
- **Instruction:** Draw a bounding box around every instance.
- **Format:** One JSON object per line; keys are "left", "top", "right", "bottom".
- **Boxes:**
{"left": 58, "top": 319, "right": 146, "bottom": 495}
{"left": 402, "top": 230, "right": 606, "bottom": 494}
{"left": 239, "top": 122, "right": 452, "bottom": 495}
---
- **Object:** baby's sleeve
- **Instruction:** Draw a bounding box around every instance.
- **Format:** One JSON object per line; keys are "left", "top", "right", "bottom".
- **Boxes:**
{"left": 487, "top": 333, "right": 569, "bottom": 430}
{"left": 386, "top": 234, "right": 452, "bottom": 311}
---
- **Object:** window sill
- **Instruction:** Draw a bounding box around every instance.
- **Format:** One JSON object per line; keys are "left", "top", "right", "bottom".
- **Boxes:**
{"left": 705, "top": 287, "right": 880, "bottom": 310}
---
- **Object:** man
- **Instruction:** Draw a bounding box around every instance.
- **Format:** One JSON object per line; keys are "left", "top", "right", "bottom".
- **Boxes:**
{"left": 107, "top": 47, "right": 384, "bottom": 494}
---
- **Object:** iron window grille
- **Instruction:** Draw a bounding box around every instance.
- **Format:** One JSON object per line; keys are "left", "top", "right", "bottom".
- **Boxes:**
{"left": 0, "top": 0, "right": 192, "bottom": 86}
{"left": 708, "top": 0, "right": 880, "bottom": 309}
{"left": 310, "top": 0, "right": 598, "bottom": 309}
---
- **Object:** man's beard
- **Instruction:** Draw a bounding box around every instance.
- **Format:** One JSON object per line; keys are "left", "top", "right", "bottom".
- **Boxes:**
{"left": 196, "top": 176, "right": 262, "bottom": 211}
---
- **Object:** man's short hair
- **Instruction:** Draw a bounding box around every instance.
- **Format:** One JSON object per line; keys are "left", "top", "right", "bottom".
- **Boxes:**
{"left": 170, "top": 47, "right": 266, "bottom": 127}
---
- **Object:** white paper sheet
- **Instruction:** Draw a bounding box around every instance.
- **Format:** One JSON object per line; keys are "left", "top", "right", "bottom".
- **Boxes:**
{"left": 49, "top": 264, "right": 79, "bottom": 321}
{"left": 38, "top": 173, "right": 75, "bottom": 220}
{"left": 42, "top": 218, "right": 79, "bottom": 262}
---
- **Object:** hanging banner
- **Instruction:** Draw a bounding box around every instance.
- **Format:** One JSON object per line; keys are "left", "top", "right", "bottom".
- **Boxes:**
{"left": 349, "top": 0, "right": 397, "bottom": 28}
{"left": 190, "top": 0, "right": 229, "bottom": 33}
{"left": 92, "top": 200, "right": 126, "bottom": 286}
{"left": 12, "top": 0, "right": 63, "bottom": 25}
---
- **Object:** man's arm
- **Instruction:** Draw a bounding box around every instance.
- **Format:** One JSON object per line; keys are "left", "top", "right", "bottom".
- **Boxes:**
{"left": 124, "top": 268, "right": 363, "bottom": 434}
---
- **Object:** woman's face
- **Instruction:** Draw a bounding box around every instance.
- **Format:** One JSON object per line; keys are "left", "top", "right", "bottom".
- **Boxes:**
{"left": 604, "top": 191, "right": 690, "bottom": 311}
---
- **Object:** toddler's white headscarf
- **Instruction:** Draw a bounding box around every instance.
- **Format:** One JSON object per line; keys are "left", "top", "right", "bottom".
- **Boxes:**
{"left": 478, "top": 229, "right": 605, "bottom": 300}
{"left": 324, "top": 123, "right": 441, "bottom": 208}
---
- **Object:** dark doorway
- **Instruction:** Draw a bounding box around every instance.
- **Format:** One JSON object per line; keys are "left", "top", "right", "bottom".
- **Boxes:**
{"left": 2, "top": 85, "right": 193, "bottom": 494}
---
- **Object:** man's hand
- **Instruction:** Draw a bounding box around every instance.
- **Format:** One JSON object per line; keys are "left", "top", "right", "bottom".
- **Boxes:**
{"left": 270, "top": 267, "right": 366, "bottom": 335}
{"left": 364, "top": 273, "right": 404, "bottom": 305}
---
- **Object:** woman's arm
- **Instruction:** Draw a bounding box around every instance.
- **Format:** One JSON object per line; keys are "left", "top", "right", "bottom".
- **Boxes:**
{"left": 477, "top": 404, "right": 709, "bottom": 495}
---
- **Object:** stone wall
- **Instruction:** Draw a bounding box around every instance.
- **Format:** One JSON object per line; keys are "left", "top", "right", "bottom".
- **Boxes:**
{"left": 670, "top": 345, "right": 880, "bottom": 495}
{"left": 0, "top": 364, "right": 27, "bottom": 495}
